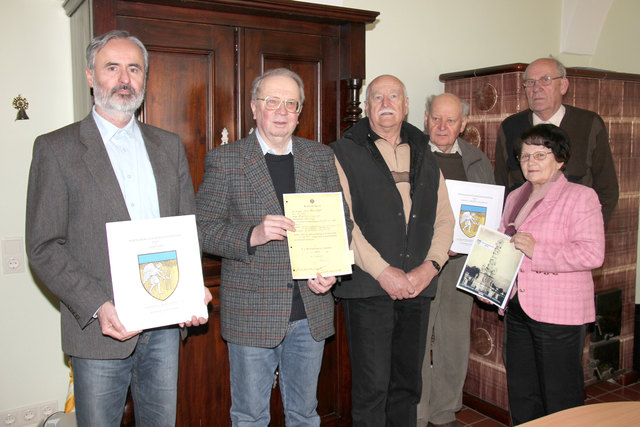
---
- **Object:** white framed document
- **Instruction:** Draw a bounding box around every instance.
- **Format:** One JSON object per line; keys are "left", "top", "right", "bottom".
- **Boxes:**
{"left": 283, "top": 192, "right": 354, "bottom": 280}
{"left": 105, "top": 214, "right": 208, "bottom": 331}
{"left": 456, "top": 226, "right": 524, "bottom": 310}
{"left": 445, "top": 179, "right": 505, "bottom": 254}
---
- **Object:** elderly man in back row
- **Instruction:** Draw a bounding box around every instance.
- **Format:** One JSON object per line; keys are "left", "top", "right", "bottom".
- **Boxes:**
{"left": 494, "top": 57, "right": 618, "bottom": 225}
{"left": 331, "top": 75, "right": 454, "bottom": 426}
{"left": 416, "top": 94, "right": 494, "bottom": 427}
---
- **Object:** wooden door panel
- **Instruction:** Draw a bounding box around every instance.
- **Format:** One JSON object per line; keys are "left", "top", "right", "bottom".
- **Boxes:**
{"left": 117, "top": 18, "right": 236, "bottom": 189}
{"left": 145, "top": 51, "right": 212, "bottom": 190}
{"left": 243, "top": 28, "right": 338, "bottom": 145}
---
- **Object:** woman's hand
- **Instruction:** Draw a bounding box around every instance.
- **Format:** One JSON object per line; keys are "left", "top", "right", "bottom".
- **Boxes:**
{"left": 511, "top": 232, "right": 535, "bottom": 259}
{"left": 476, "top": 296, "right": 493, "bottom": 305}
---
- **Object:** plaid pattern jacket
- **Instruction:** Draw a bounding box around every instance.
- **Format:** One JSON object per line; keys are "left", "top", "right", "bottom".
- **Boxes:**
{"left": 196, "top": 133, "right": 351, "bottom": 347}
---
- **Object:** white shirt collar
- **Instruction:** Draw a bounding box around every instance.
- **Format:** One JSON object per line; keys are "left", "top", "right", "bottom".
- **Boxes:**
{"left": 92, "top": 107, "right": 137, "bottom": 142}
{"left": 532, "top": 105, "right": 566, "bottom": 127}
{"left": 255, "top": 129, "right": 293, "bottom": 155}
{"left": 429, "top": 138, "right": 462, "bottom": 154}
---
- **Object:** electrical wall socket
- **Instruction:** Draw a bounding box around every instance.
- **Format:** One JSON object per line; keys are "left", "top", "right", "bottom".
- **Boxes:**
{"left": 0, "top": 401, "right": 58, "bottom": 427}
{"left": 1, "top": 237, "right": 26, "bottom": 274}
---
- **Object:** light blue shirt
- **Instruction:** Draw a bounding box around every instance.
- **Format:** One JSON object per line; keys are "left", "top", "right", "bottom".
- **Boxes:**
{"left": 255, "top": 129, "right": 293, "bottom": 155}
{"left": 92, "top": 108, "right": 160, "bottom": 220}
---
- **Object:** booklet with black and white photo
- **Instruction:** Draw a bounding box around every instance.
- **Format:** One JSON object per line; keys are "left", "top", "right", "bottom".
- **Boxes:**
{"left": 455, "top": 226, "right": 524, "bottom": 310}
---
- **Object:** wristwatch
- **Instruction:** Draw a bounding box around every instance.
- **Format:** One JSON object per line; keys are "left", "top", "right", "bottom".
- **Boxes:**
{"left": 430, "top": 260, "right": 441, "bottom": 272}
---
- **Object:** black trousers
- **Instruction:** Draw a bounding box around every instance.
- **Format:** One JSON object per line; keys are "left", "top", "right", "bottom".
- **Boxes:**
{"left": 342, "top": 295, "right": 430, "bottom": 427}
{"left": 505, "top": 297, "right": 586, "bottom": 425}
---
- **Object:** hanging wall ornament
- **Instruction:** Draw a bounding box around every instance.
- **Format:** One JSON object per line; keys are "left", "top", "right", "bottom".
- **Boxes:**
{"left": 12, "top": 94, "right": 30, "bottom": 120}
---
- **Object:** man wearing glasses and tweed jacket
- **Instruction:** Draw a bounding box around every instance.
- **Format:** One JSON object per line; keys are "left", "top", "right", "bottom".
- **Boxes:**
{"left": 196, "top": 68, "right": 352, "bottom": 426}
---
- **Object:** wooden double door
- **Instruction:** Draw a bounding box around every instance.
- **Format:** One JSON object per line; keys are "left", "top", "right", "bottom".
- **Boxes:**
{"left": 124, "top": 17, "right": 340, "bottom": 192}
{"left": 65, "top": 1, "right": 377, "bottom": 425}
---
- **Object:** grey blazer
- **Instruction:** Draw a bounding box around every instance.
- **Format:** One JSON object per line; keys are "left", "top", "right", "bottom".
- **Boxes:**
{"left": 196, "top": 133, "right": 352, "bottom": 348}
{"left": 26, "top": 113, "right": 195, "bottom": 359}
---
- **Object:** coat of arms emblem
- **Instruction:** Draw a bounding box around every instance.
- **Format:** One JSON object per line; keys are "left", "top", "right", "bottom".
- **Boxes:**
{"left": 138, "top": 250, "right": 179, "bottom": 301}
{"left": 459, "top": 204, "right": 486, "bottom": 238}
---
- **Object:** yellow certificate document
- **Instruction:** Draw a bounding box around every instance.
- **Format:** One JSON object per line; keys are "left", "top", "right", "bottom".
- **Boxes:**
{"left": 283, "top": 192, "right": 354, "bottom": 279}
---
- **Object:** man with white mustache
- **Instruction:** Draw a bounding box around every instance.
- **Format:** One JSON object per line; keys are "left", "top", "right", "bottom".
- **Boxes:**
{"left": 331, "top": 75, "right": 454, "bottom": 426}
{"left": 26, "top": 30, "right": 210, "bottom": 426}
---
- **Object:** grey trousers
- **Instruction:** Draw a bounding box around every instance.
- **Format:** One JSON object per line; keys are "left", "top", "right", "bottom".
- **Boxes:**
{"left": 417, "top": 255, "right": 473, "bottom": 425}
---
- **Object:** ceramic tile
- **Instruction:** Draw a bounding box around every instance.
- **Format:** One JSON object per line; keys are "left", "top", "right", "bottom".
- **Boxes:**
{"left": 457, "top": 407, "right": 487, "bottom": 424}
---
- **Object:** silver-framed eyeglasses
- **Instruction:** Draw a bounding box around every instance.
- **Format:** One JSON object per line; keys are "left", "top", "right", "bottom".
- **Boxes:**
{"left": 517, "top": 151, "right": 553, "bottom": 162}
{"left": 255, "top": 96, "right": 302, "bottom": 113}
{"left": 523, "top": 76, "right": 563, "bottom": 88}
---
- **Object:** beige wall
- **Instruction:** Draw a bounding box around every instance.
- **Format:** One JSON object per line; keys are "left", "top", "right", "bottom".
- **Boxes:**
{"left": 1, "top": 0, "right": 638, "bottom": 416}
{"left": 1, "top": 0, "right": 74, "bottom": 414}
{"left": 343, "top": 0, "right": 640, "bottom": 126}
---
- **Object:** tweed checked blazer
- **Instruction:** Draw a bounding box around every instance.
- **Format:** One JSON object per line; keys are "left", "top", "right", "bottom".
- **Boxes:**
{"left": 196, "top": 133, "right": 351, "bottom": 348}
{"left": 26, "top": 113, "right": 195, "bottom": 359}
{"left": 500, "top": 174, "right": 605, "bottom": 325}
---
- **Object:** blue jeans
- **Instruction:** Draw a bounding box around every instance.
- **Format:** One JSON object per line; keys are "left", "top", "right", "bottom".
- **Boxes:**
{"left": 228, "top": 318, "right": 325, "bottom": 427}
{"left": 72, "top": 327, "right": 179, "bottom": 427}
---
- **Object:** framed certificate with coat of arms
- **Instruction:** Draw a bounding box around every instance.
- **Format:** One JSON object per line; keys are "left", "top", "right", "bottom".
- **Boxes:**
{"left": 444, "top": 180, "right": 505, "bottom": 254}
{"left": 106, "top": 214, "right": 208, "bottom": 331}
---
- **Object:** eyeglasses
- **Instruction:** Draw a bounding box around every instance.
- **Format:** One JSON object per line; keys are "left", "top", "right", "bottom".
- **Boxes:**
{"left": 255, "top": 96, "right": 302, "bottom": 113}
{"left": 517, "top": 151, "right": 553, "bottom": 162}
{"left": 522, "top": 76, "right": 563, "bottom": 88}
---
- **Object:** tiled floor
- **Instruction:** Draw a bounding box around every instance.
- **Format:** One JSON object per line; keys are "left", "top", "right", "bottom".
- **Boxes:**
{"left": 585, "top": 379, "right": 640, "bottom": 404}
{"left": 455, "top": 379, "right": 640, "bottom": 426}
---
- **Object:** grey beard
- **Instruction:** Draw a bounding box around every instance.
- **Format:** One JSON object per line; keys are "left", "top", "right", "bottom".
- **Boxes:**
{"left": 94, "top": 83, "right": 145, "bottom": 117}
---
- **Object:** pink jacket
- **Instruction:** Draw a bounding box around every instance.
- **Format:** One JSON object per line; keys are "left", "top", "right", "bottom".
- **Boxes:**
{"left": 500, "top": 174, "right": 605, "bottom": 325}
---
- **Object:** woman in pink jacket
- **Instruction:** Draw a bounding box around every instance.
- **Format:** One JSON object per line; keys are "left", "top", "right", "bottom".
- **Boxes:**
{"left": 499, "top": 124, "right": 605, "bottom": 425}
